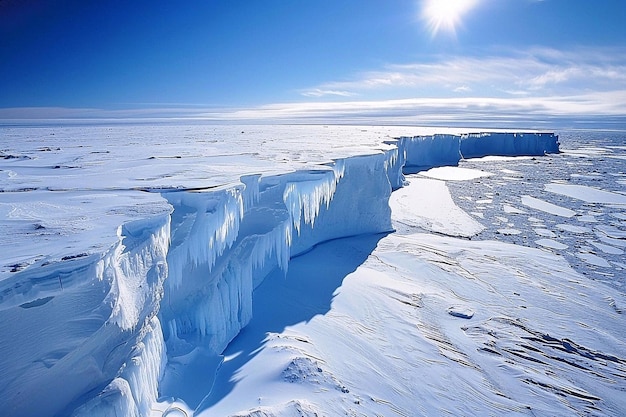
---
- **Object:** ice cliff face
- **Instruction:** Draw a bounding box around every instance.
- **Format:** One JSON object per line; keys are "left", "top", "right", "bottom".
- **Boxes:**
{"left": 460, "top": 132, "right": 560, "bottom": 158}
{"left": 0, "top": 132, "right": 559, "bottom": 417}
{"left": 396, "top": 132, "right": 560, "bottom": 172}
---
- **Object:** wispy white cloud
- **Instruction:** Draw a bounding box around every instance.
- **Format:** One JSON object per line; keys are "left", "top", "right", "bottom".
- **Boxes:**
{"left": 299, "top": 47, "right": 626, "bottom": 100}
{"left": 453, "top": 85, "right": 472, "bottom": 93}
{"left": 300, "top": 88, "right": 356, "bottom": 98}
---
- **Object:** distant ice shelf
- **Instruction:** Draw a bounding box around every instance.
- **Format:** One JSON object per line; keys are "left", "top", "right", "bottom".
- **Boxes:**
{"left": 0, "top": 127, "right": 559, "bottom": 417}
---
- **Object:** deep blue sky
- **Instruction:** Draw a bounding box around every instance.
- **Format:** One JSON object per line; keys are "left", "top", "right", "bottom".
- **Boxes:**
{"left": 1, "top": 0, "right": 625, "bottom": 125}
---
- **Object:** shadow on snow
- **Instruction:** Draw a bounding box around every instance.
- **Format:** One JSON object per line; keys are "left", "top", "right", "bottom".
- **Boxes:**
{"left": 195, "top": 232, "right": 387, "bottom": 413}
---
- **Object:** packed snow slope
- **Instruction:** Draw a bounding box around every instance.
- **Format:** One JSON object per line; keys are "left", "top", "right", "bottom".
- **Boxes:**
{"left": 5, "top": 125, "right": 619, "bottom": 417}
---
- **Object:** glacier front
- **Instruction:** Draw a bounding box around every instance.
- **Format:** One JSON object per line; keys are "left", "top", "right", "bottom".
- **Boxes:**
{"left": 5, "top": 125, "right": 621, "bottom": 417}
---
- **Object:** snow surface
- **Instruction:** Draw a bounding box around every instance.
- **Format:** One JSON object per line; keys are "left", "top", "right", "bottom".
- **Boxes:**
{"left": 521, "top": 195, "right": 576, "bottom": 217}
{"left": 2, "top": 125, "right": 625, "bottom": 417}
{"left": 389, "top": 177, "right": 484, "bottom": 237}
{"left": 546, "top": 183, "right": 626, "bottom": 205}
{"left": 418, "top": 166, "right": 493, "bottom": 181}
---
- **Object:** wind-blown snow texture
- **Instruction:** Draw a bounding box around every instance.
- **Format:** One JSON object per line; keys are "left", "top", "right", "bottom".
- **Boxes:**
{"left": 3, "top": 126, "right": 623, "bottom": 417}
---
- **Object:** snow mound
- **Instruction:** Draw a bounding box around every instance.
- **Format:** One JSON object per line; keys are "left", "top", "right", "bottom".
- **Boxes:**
{"left": 231, "top": 400, "right": 320, "bottom": 417}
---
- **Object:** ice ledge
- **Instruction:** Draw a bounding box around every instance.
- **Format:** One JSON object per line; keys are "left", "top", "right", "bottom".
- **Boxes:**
{"left": 0, "top": 130, "right": 559, "bottom": 416}
{"left": 397, "top": 131, "right": 560, "bottom": 172}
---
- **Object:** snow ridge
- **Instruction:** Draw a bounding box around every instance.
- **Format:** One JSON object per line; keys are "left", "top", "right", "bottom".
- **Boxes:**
{"left": 0, "top": 132, "right": 559, "bottom": 416}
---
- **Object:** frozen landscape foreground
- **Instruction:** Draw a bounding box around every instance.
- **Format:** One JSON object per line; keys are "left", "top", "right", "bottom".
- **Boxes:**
{"left": 1, "top": 124, "right": 624, "bottom": 416}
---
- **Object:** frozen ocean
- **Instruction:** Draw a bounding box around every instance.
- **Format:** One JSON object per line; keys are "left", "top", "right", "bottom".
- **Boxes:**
{"left": 0, "top": 124, "right": 624, "bottom": 417}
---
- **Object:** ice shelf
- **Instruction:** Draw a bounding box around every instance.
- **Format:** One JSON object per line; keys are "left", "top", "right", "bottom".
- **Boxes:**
{"left": 0, "top": 126, "right": 559, "bottom": 416}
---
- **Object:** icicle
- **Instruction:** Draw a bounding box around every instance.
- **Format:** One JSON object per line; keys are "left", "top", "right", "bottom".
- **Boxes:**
{"left": 241, "top": 174, "right": 261, "bottom": 211}
{"left": 283, "top": 168, "right": 342, "bottom": 234}
{"left": 165, "top": 188, "right": 244, "bottom": 290}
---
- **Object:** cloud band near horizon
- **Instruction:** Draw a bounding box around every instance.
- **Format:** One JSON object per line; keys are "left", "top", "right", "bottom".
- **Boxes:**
{"left": 2, "top": 47, "right": 625, "bottom": 129}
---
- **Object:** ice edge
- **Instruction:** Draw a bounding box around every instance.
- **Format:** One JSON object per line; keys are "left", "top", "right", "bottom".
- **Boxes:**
{"left": 0, "top": 132, "right": 559, "bottom": 417}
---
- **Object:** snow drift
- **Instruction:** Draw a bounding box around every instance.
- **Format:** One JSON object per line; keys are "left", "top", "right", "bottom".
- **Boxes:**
{"left": 0, "top": 131, "right": 560, "bottom": 416}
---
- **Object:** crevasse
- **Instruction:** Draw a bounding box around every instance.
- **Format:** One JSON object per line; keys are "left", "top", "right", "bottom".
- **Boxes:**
{"left": 0, "top": 132, "right": 559, "bottom": 417}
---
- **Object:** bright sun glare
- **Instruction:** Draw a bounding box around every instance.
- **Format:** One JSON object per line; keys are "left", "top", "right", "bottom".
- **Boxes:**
{"left": 422, "top": 0, "right": 478, "bottom": 37}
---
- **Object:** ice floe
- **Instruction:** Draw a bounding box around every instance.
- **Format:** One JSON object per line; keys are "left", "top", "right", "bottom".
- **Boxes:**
{"left": 547, "top": 183, "right": 626, "bottom": 205}
{"left": 390, "top": 177, "right": 484, "bottom": 237}
{"left": 521, "top": 195, "right": 576, "bottom": 217}
{"left": 536, "top": 238, "right": 568, "bottom": 250}
{"left": 418, "top": 166, "right": 493, "bottom": 181}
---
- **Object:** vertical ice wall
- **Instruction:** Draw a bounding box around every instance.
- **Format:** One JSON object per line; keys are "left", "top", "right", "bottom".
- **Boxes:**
{"left": 382, "top": 142, "right": 405, "bottom": 190}
{"left": 460, "top": 132, "right": 560, "bottom": 158}
{"left": 398, "top": 134, "right": 462, "bottom": 172}
{"left": 395, "top": 132, "right": 560, "bottom": 169}
{"left": 286, "top": 153, "right": 395, "bottom": 256}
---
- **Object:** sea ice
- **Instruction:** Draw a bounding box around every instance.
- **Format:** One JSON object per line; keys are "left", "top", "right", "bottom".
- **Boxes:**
{"left": 521, "top": 195, "right": 576, "bottom": 217}
{"left": 571, "top": 173, "right": 603, "bottom": 180}
{"left": 576, "top": 214, "right": 599, "bottom": 222}
{"left": 596, "top": 232, "right": 626, "bottom": 248}
{"left": 497, "top": 228, "right": 522, "bottom": 235}
{"left": 390, "top": 177, "right": 484, "bottom": 237}
{"left": 535, "top": 228, "right": 557, "bottom": 238}
{"left": 418, "top": 166, "right": 493, "bottom": 181}
{"left": 595, "top": 225, "right": 626, "bottom": 239}
{"left": 577, "top": 252, "right": 611, "bottom": 268}
{"left": 546, "top": 183, "right": 626, "bottom": 205}
{"left": 556, "top": 224, "right": 592, "bottom": 234}
{"left": 589, "top": 241, "right": 624, "bottom": 255}
{"left": 503, "top": 204, "right": 526, "bottom": 214}
{"left": 536, "top": 239, "right": 568, "bottom": 250}
{"left": 500, "top": 168, "right": 523, "bottom": 176}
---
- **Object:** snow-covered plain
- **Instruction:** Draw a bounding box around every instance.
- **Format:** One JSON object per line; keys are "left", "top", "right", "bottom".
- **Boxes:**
{"left": 1, "top": 124, "right": 624, "bottom": 417}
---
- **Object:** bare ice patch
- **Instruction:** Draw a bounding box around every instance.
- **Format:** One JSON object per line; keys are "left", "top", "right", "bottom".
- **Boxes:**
{"left": 577, "top": 252, "right": 611, "bottom": 268}
{"left": 502, "top": 204, "right": 526, "bottom": 214}
{"left": 521, "top": 195, "right": 576, "bottom": 218}
{"left": 535, "top": 228, "right": 556, "bottom": 238}
{"left": 390, "top": 177, "right": 484, "bottom": 237}
{"left": 595, "top": 225, "right": 626, "bottom": 240}
{"left": 556, "top": 224, "right": 592, "bottom": 234}
{"left": 467, "top": 155, "right": 534, "bottom": 162}
{"left": 546, "top": 183, "right": 626, "bottom": 205}
{"left": 536, "top": 239, "right": 568, "bottom": 250}
{"left": 497, "top": 228, "right": 521, "bottom": 236}
{"left": 590, "top": 241, "right": 624, "bottom": 255}
{"left": 419, "top": 166, "right": 493, "bottom": 181}
{"left": 576, "top": 214, "right": 599, "bottom": 223}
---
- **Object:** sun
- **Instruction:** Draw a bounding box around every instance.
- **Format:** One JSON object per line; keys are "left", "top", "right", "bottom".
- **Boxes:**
{"left": 421, "top": 0, "right": 478, "bottom": 37}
